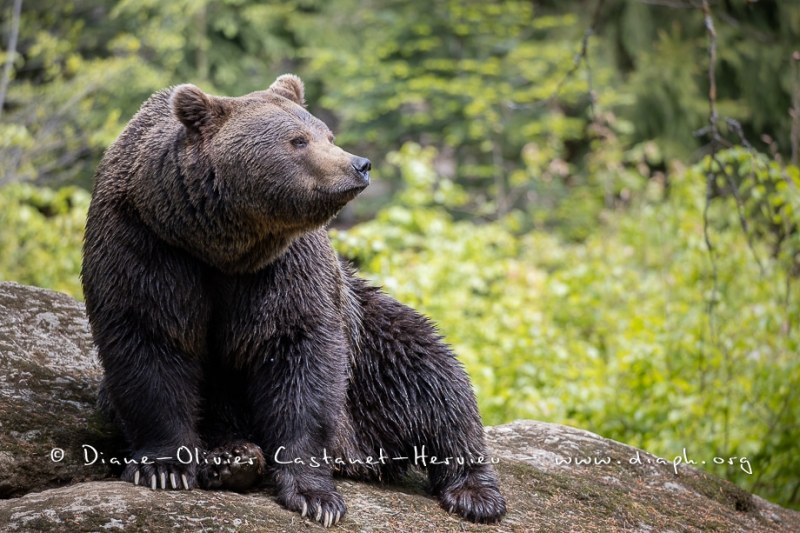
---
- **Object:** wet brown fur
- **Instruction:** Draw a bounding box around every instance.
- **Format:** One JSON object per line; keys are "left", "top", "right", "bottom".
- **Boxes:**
{"left": 82, "top": 75, "right": 506, "bottom": 526}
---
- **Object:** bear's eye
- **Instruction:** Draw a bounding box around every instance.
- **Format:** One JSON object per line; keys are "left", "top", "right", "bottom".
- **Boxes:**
{"left": 291, "top": 137, "right": 308, "bottom": 148}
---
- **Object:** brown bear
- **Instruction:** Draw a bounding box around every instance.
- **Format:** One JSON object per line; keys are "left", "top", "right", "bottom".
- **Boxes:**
{"left": 82, "top": 74, "right": 506, "bottom": 526}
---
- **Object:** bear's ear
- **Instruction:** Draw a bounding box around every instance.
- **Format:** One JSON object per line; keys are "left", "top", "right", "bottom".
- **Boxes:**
{"left": 268, "top": 74, "right": 305, "bottom": 106}
{"left": 171, "top": 84, "right": 228, "bottom": 134}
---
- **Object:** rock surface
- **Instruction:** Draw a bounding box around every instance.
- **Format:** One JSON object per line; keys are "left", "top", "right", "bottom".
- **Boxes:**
{"left": 0, "top": 281, "right": 798, "bottom": 532}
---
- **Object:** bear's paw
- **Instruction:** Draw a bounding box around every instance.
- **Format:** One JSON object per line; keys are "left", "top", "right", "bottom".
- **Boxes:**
{"left": 278, "top": 486, "right": 347, "bottom": 528}
{"left": 197, "top": 441, "right": 265, "bottom": 492}
{"left": 438, "top": 472, "right": 507, "bottom": 524}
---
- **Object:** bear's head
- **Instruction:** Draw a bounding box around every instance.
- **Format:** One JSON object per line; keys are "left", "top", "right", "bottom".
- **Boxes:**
{"left": 158, "top": 74, "right": 371, "bottom": 271}
{"left": 171, "top": 74, "right": 370, "bottom": 230}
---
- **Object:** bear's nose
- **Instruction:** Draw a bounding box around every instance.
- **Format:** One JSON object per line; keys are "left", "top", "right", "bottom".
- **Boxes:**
{"left": 352, "top": 157, "right": 372, "bottom": 179}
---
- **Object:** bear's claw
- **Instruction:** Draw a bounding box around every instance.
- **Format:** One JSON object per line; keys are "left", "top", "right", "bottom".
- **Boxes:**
{"left": 123, "top": 455, "right": 196, "bottom": 491}
{"left": 279, "top": 487, "right": 347, "bottom": 529}
{"left": 439, "top": 475, "right": 507, "bottom": 524}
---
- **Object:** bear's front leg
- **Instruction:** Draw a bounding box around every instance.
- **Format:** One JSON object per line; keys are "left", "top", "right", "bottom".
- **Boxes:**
{"left": 98, "top": 329, "right": 205, "bottom": 490}
{"left": 84, "top": 225, "right": 210, "bottom": 491}
{"left": 246, "top": 332, "right": 349, "bottom": 528}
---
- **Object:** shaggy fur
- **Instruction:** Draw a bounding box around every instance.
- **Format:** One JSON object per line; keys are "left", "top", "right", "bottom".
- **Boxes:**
{"left": 82, "top": 74, "right": 506, "bottom": 526}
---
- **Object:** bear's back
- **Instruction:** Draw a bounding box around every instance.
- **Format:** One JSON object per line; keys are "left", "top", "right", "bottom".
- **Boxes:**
{"left": 92, "top": 89, "right": 178, "bottom": 197}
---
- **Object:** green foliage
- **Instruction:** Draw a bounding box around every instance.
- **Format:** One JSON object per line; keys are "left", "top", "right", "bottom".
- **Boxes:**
{"left": 707, "top": 147, "right": 800, "bottom": 266}
{"left": 2, "top": 0, "right": 800, "bottom": 512}
{"left": 3, "top": 0, "right": 797, "bottom": 218}
{"left": 2, "top": 147, "right": 799, "bottom": 509}
{"left": 333, "top": 145, "right": 800, "bottom": 509}
{"left": 0, "top": 0, "right": 169, "bottom": 186}
{"left": 304, "top": 0, "right": 605, "bottom": 217}
{"left": 605, "top": 0, "right": 799, "bottom": 159}
{"left": 0, "top": 0, "right": 316, "bottom": 187}
{"left": 0, "top": 183, "right": 88, "bottom": 296}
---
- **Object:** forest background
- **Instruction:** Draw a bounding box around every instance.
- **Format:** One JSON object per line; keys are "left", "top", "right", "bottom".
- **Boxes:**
{"left": 1, "top": 0, "right": 799, "bottom": 510}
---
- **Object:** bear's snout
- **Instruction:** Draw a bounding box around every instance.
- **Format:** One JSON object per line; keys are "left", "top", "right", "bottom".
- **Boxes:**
{"left": 351, "top": 156, "right": 371, "bottom": 187}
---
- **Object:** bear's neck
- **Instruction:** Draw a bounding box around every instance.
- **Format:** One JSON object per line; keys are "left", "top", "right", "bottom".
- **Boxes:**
{"left": 131, "top": 141, "right": 301, "bottom": 273}
{"left": 207, "top": 229, "right": 298, "bottom": 273}
{"left": 138, "top": 203, "right": 300, "bottom": 273}
{"left": 140, "top": 195, "right": 300, "bottom": 273}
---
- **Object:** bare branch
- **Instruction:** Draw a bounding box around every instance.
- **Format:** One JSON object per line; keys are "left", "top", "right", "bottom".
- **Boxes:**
{"left": 637, "top": 0, "right": 698, "bottom": 9}
{"left": 699, "top": 0, "right": 765, "bottom": 275}
{"left": 791, "top": 51, "right": 800, "bottom": 166}
{"left": 711, "top": 152, "right": 766, "bottom": 274}
{"left": 0, "top": 0, "right": 23, "bottom": 118}
{"left": 701, "top": 0, "right": 720, "bottom": 148}
{"left": 506, "top": 0, "right": 605, "bottom": 112}
{"left": 700, "top": 0, "right": 719, "bottom": 262}
{"left": 553, "top": 0, "right": 605, "bottom": 117}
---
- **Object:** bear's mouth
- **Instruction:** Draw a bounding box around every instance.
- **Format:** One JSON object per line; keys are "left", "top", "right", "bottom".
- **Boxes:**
{"left": 314, "top": 181, "right": 369, "bottom": 199}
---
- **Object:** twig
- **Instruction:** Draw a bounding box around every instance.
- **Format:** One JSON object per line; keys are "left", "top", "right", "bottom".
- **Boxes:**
{"left": 0, "top": 0, "right": 23, "bottom": 118}
{"left": 700, "top": 150, "right": 715, "bottom": 394}
{"left": 791, "top": 51, "right": 800, "bottom": 166}
{"left": 506, "top": 0, "right": 605, "bottom": 112}
{"left": 700, "top": 0, "right": 726, "bottom": 441}
{"left": 702, "top": 0, "right": 719, "bottom": 147}
{"left": 724, "top": 118, "right": 752, "bottom": 150}
{"left": 637, "top": 0, "right": 697, "bottom": 8}
{"left": 554, "top": 0, "right": 605, "bottom": 117}
{"left": 700, "top": 0, "right": 720, "bottom": 260}
{"left": 698, "top": 0, "right": 764, "bottom": 275}
{"left": 711, "top": 152, "right": 766, "bottom": 274}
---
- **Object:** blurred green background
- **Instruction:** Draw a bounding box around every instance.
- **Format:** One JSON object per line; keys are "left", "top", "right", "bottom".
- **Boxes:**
{"left": 1, "top": 0, "right": 799, "bottom": 509}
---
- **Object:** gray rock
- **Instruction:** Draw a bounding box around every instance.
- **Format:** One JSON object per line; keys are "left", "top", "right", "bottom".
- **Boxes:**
{"left": 1, "top": 281, "right": 798, "bottom": 532}
{"left": 0, "top": 282, "right": 117, "bottom": 501}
